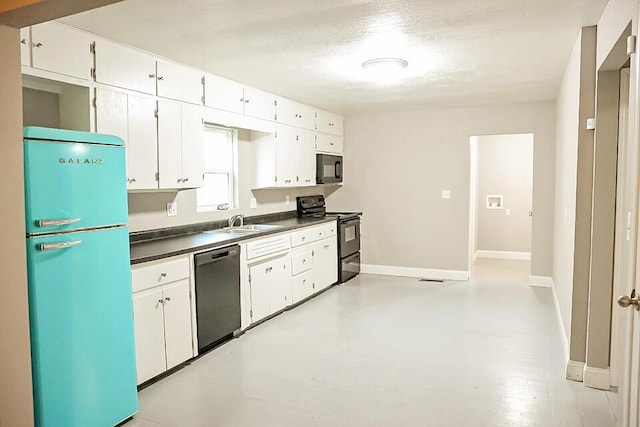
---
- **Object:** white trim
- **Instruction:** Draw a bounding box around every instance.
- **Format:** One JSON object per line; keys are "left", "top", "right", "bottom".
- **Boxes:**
{"left": 476, "top": 250, "right": 531, "bottom": 260}
{"left": 529, "top": 275, "right": 554, "bottom": 288}
{"left": 566, "top": 360, "right": 585, "bottom": 382}
{"left": 360, "top": 264, "right": 470, "bottom": 281}
{"left": 548, "top": 278, "right": 570, "bottom": 364}
{"left": 583, "top": 366, "right": 611, "bottom": 390}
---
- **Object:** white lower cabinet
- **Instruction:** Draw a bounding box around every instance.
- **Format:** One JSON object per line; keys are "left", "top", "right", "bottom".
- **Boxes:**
{"left": 249, "top": 254, "right": 290, "bottom": 323}
{"left": 131, "top": 257, "right": 193, "bottom": 385}
{"left": 313, "top": 236, "right": 338, "bottom": 291}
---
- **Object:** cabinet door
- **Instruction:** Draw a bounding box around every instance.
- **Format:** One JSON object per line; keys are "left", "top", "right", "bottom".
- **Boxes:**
{"left": 297, "top": 103, "right": 316, "bottom": 130}
{"left": 316, "top": 133, "right": 343, "bottom": 155}
{"left": 275, "top": 125, "right": 297, "bottom": 187}
{"left": 269, "top": 257, "right": 290, "bottom": 312}
{"left": 243, "top": 86, "right": 275, "bottom": 121}
{"left": 180, "top": 104, "right": 205, "bottom": 188}
{"left": 157, "top": 60, "right": 203, "bottom": 105}
{"left": 249, "top": 263, "right": 273, "bottom": 323}
{"left": 94, "top": 40, "right": 157, "bottom": 95}
{"left": 292, "top": 270, "right": 314, "bottom": 304}
{"left": 316, "top": 109, "right": 344, "bottom": 135}
{"left": 31, "top": 22, "right": 92, "bottom": 80}
{"left": 275, "top": 97, "right": 299, "bottom": 127}
{"left": 94, "top": 88, "right": 128, "bottom": 142}
{"left": 20, "top": 27, "right": 30, "bottom": 67}
{"left": 204, "top": 73, "right": 244, "bottom": 114}
{"left": 133, "top": 289, "right": 167, "bottom": 385}
{"left": 297, "top": 128, "right": 316, "bottom": 186}
{"left": 162, "top": 280, "right": 193, "bottom": 370}
{"left": 313, "top": 238, "right": 338, "bottom": 291}
{"left": 127, "top": 95, "right": 158, "bottom": 190}
{"left": 157, "top": 99, "right": 183, "bottom": 189}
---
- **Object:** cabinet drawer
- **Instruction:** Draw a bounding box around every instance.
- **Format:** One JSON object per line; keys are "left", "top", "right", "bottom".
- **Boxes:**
{"left": 132, "top": 256, "right": 190, "bottom": 293}
{"left": 311, "top": 225, "right": 326, "bottom": 241}
{"left": 324, "top": 221, "right": 337, "bottom": 237}
{"left": 291, "top": 250, "right": 313, "bottom": 276}
{"left": 246, "top": 234, "right": 291, "bottom": 260}
{"left": 291, "top": 228, "right": 314, "bottom": 247}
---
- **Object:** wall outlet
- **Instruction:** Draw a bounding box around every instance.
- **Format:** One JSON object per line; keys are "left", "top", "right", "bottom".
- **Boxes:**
{"left": 285, "top": 195, "right": 290, "bottom": 205}
{"left": 505, "top": 209, "right": 511, "bottom": 216}
{"left": 250, "top": 197, "right": 257, "bottom": 209}
{"left": 167, "top": 202, "right": 178, "bottom": 217}
{"left": 441, "top": 190, "right": 451, "bottom": 199}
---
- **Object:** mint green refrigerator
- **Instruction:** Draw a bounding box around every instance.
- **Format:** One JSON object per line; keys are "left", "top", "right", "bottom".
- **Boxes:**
{"left": 23, "top": 127, "right": 138, "bottom": 426}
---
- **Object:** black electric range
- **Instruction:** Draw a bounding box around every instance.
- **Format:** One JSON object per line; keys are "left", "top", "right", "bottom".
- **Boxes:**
{"left": 297, "top": 195, "right": 361, "bottom": 283}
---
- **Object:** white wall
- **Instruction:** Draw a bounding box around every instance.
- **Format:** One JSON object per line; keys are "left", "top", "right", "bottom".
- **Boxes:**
{"left": 553, "top": 31, "right": 582, "bottom": 349}
{"left": 476, "top": 133, "right": 533, "bottom": 253}
{"left": 326, "top": 101, "right": 555, "bottom": 276}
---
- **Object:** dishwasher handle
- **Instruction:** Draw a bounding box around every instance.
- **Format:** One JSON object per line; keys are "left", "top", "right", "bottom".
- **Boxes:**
{"left": 194, "top": 245, "right": 240, "bottom": 266}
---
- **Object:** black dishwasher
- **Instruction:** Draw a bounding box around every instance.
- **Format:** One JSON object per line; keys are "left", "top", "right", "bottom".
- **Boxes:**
{"left": 194, "top": 245, "right": 241, "bottom": 353}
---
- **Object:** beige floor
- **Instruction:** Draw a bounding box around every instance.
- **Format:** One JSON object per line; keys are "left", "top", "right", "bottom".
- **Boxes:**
{"left": 129, "top": 259, "right": 617, "bottom": 426}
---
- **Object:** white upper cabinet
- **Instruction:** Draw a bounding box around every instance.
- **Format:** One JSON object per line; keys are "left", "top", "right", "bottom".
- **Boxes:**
{"left": 157, "top": 100, "right": 204, "bottom": 190}
{"left": 203, "top": 73, "right": 244, "bottom": 114}
{"left": 94, "top": 40, "right": 157, "bottom": 95}
{"left": 316, "top": 132, "right": 343, "bottom": 155}
{"left": 242, "top": 86, "right": 275, "bottom": 121}
{"left": 275, "top": 97, "right": 315, "bottom": 130}
{"left": 275, "top": 125, "right": 298, "bottom": 187}
{"left": 20, "top": 28, "right": 30, "bottom": 67}
{"left": 180, "top": 103, "right": 205, "bottom": 188}
{"left": 30, "top": 22, "right": 92, "bottom": 80}
{"left": 127, "top": 94, "right": 159, "bottom": 190}
{"left": 156, "top": 60, "right": 203, "bottom": 105}
{"left": 297, "top": 128, "right": 316, "bottom": 186}
{"left": 316, "top": 109, "right": 343, "bottom": 136}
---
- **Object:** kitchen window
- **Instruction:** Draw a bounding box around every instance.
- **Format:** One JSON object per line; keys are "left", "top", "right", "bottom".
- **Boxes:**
{"left": 197, "top": 125, "right": 238, "bottom": 211}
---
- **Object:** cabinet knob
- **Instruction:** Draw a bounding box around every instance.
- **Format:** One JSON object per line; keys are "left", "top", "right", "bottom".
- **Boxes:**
{"left": 33, "top": 42, "right": 43, "bottom": 48}
{"left": 157, "top": 76, "right": 164, "bottom": 81}
{"left": 160, "top": 273, "right": 167, "bottom": 278}
{"left": 20, "top": 39, "right": 28, "bottom": 45}
{"left": 240, "top": 98, "right": 244, "bottom": 102}
{"left": 184, "top": 177, "right": 189, "bottom": 182}
{"left": 130, "top": 178, "right": 136, "bottom": 183}
{"left": 165, "top": 297, "right": 171, "bottom": 302}
{"left": 158, "top": 299, "right": 165, "bottom": 305}
{"left": 177, "top": 178, "right": 183, "bottom": 183}
{"left": 149, "top": 73, "right": 156, "bottom": 78}
{"left": 245, "top": 99, "right": 250, "bottom": 103}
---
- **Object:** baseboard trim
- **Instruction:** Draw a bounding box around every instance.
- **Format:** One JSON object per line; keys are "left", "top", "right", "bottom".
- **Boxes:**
{"left": 583, "top": 366, "right": 611, "bottom": 390}
{"left": 475, "top": 250, "right": 531, "bottom": 260}
{"left": 547, "top": 277, "right": 570, "bottom": 364}
{"left": 529, "top": 275, "right": 554, "bottom": 288}
{"left": 360, "top": 264, "right": 470, "bottom": 281}
{"left": 566, "top": 360, "right": 585, "bottom": 382}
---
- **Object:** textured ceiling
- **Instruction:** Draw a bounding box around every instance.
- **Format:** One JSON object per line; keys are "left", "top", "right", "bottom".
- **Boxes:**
{"left": 60, "top": 0, "right": 608, "bottom": 114}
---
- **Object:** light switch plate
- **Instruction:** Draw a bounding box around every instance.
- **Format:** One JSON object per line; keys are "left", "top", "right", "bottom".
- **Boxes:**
{"left": 286, "top": 195, "right": 290, "bottom": 205}
{"left": 167, "top": 202, "right": 178, "bottom": 217}
{"left": 250, "top": 198, "right": 257, "bottom": 209}
{"left": 506, "top": 209, "right": 511, "bottom": 216}
{"left": 441, "top": 190, "right": 451, "bottom": 199}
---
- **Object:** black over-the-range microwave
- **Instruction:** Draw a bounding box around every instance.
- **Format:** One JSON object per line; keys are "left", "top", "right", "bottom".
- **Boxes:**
{"left": 316, "top": 154, "right": 343, "bottom": 184}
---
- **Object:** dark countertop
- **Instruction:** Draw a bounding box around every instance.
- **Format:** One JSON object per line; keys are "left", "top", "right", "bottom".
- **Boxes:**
{"left": 130, "top": 215, "right": 338, "bottom": 265}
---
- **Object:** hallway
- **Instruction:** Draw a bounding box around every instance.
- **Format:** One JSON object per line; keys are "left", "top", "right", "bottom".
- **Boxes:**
{"left": 130, "top": 259, "right": 616, "bottom": 426}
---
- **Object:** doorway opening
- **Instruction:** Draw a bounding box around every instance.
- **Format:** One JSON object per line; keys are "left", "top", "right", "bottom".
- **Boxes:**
{"left": 468, "top": 134, "right": 534, "bottom": 276}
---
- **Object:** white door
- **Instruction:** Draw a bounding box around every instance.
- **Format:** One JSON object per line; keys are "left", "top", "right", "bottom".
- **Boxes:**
{"left": 157, "top": 99, "right": 183, "bottom": 190}
{"left": 133, "top": 289, "right": 167, "bottom": 385}
{"left": 156, "top": 60, "right": 203, "bottom": 105}
{"left": 94, "top": 40, "right": 157, "bottom": 95}
{"left": 269, "top": 257, "right": 290, "bottom": 312}
{"left": 20, "top": 27, "right": 30, "bottom": 67}
{"left": 249, "top": 262, "right": 272, "bottom": 323}
{"left": 162, "top": 280, "right": 194, "bottom": 370}
{"left": 127, "top": 95, "right": 158, "bottom": 190}
{"left": 297, "top": 128, "right": 316, "bottom": 186}
{"left": 30, "top": 22, "right": 92, "bottom": 80}
{"left": 243, "top": 86, "right": 275, "bottom": 121}
{"left": 275, "top": 125, "right": 297, "bottom": 187}
{"left": 203, "top": 73, "right": 244, "bottom": 114}
{"left": 180, "top": 103, "right": 205, "bottom": 188}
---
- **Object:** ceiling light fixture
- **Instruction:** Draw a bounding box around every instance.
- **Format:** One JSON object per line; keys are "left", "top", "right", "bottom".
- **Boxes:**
{"left": 361, "top": 57, "right": 409, "bottom": 83}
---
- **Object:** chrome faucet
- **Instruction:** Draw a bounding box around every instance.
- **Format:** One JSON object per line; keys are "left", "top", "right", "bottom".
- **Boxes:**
{"left": 228, "top": 214, "right": 245, "bottom": 228}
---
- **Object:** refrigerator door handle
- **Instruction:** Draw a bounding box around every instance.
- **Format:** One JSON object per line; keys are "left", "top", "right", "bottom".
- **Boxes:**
{"left": 37, "top": 218, "right": 81, "bottom": 227}
{"left": 38, "top": 240, "right": 83, "bottom": 251}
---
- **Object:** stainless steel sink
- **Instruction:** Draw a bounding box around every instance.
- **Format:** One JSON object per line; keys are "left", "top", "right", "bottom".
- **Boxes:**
{"left": 203, "top": 224, "right": 283, "bottom": 235}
